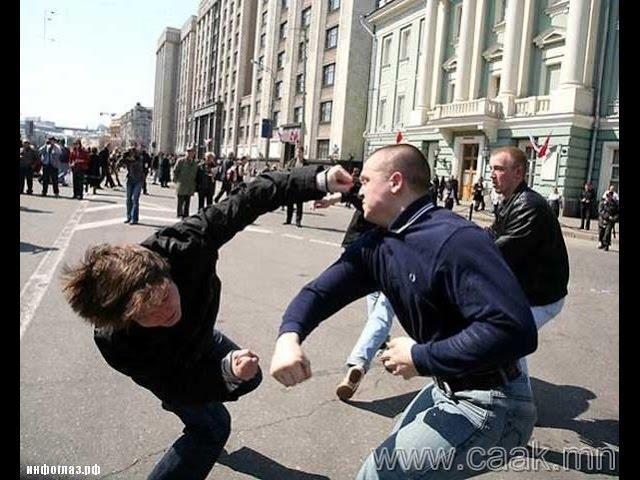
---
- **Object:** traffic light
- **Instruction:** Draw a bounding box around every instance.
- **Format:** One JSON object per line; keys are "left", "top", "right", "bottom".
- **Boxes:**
{"left": 261, "top": 119, "right": 272, "bottom": 139}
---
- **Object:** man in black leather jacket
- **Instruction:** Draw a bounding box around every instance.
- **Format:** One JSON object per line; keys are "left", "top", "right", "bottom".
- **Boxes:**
{"left": 487, "top": 146, "right": 569, "bottom": 355}
{"left": 61, "top": 165, "right": 353, "bottom": 480}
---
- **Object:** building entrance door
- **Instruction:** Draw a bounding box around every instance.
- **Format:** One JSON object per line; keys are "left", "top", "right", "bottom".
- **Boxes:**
{"left": 461, "top": 143, "right": 479, "bottom": 201}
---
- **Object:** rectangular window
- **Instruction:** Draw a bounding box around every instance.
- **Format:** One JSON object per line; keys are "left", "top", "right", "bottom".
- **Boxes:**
{"left": 377, "top": 99, "right": 386, "bottom": 128}
{"left": 544, "top": 63, "right": 561, "bottom": 94}
{"left": 317, "top": 140, "right": 330, "bottom": 159}
{"left": 275, "top": 81, "right": 283, "bottom": 99}
{"left": 320, "top": 101, "right": 333, "bottom": 123}
{"left": 446, "top": 82, "right": 455, "bottom": 103}
{"left": 273, "top": 111, "right": 280, "bottom": 127}
{"left": 296, "top": 74, "right": 305, "bottom": 94}
{"left": 326, "top": 26, "right": 338, "bottom": 49}
{"left": 301, "top": 7, "right": 311, "bottom": 28}
{"left": 610, "top": 149, "right": 619, "bottom": 192}
{"left": 298, "top": 42, "right": 306, "bottom": 62}
{"left": 277, "top": 51, "right": 286, "bottom": 69}
{"left": 261, "top": 11, "right": 268, "bottom": 27}
{"left": 254, "top": 123, "right": 259, "bottom": 136}
{"left": 281, "top": 0, "right": 289, "bottom": 10}
{"left": 400, "top": 27, "right": 411, "bottom": 60}
{"left": 495, "top": 0, "right": 507, "bottom": 25}
{"left": 453, "top": 4, "right": 463, "bottom": 42}
{"left": 257, "top": 78, "right": 262, "bottom": 93}
{"left": 328, "top": 0, "right": 340, "bottom": 12}
{"left": 260, "top": 33, "right": 266, "bottom": 48}
{"left": 255, "top": 101, "right": 261, "bottom": 115}
{"left": 382, "top": 35, "right": 392, "bottom": 66}
{"left": 238, "top": 126, "right": 244, "bottom": 140}
{"left": 294, "top": 106, "right": 303, "bottom": 124}
{"left": 322, "top": 63, "right": 336, "bottom": 87}
{"left": 280, "top": 22, "right": 288, "bottom": 41}
{"left": 395, "top": 95, "right": 405, "bottom": 125}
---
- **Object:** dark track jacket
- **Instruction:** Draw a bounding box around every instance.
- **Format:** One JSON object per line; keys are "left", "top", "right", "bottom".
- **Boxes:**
{"left": 280, "top": 195, "right": 538, "bottom": 378}
{"left": 94, "top": 166, "right": 325, "bottom": 405}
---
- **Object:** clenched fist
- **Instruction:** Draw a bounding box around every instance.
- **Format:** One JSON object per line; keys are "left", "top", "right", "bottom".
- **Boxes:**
{"left": 378, "top": 337, "right": 419, "bottom": 380}
{"left": 270, "top": 332, "right": 312, "bottom": 387}
{"left": 231, "top": 349, "right": 260, "bottom": 381}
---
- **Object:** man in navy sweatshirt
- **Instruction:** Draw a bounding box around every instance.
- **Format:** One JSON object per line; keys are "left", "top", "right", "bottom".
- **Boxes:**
{"left": 270, "top": 144, "right": 538, "bottom": 479}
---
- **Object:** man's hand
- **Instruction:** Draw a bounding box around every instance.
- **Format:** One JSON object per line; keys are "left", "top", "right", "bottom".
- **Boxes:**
{"left": 270, "top": 332, "right": 312, "bottom": 387}
{"left": 231, "top": 349, "right": 260, "bottom": 381}
{"left": 378, "top": 337, "right": 419, "bottom": 380}
{"left": 314, "top": 193, "right": 342, "bottom": 209}
{"left": 326, "top": 166, "right": 353, "bottom": 193}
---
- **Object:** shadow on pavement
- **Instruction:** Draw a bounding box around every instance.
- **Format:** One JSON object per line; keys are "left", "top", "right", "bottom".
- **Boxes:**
{"left": 342, "top": 390, "right": 420, "bottom": 418}
{"left": 531, "top": 377, "right": 618, "bottom": 475}
{"left": 219, "top": 447, "right": 330, "bottom": 479}
{"left": 20, "top": 242, "right": 58, "bottom": 254}
{"left": 20, "top": 206, "right": 52, "bottom": 214}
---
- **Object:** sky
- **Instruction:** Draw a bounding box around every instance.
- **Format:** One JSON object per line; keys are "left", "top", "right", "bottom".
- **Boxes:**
{"left": 20, "top": 0, "right": 197, "bottom": 129}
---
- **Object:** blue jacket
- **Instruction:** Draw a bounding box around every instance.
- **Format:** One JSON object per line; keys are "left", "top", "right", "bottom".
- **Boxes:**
{"left": 279, "top": 194, "right": 538, "bottom": 377}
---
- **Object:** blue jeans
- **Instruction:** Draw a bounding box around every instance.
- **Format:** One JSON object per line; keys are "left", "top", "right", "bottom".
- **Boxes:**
{"left": 126, "top": 179, "right": 143, "bottom": 222}
{"left": 519, "top": 297, "right": 566, "bottom": 377}
{"left": 347, "top": 292, "right": 395, "bottom": 371}
{"left": 357, "top": 373, "right": 537, "bottom": 479}
{"left": 148, "top": 330, "right": 262, "bottom": 480}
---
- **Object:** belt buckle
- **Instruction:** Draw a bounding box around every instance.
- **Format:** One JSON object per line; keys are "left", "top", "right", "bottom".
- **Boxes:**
{"left": 436, "top": 377, "right": 454, "bottom": 397}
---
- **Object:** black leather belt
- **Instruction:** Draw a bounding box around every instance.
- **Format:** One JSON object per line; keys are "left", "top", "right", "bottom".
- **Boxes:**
{"left": 434, "top": 362, "right": 521, "bottom": 395}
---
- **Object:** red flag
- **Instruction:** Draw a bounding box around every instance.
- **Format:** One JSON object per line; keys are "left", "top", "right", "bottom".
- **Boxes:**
{"left": 395, "top": 130, "right": 403, "bottom": 144}
{"left": 537, "top": 134, "right": 550, "bottom": 157}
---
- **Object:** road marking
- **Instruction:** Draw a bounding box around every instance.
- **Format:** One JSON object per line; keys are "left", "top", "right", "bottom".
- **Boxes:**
{"left": 20, "top": 201, "right": 89, "bottom": 340}
{"left": 309, "top": 239, "right": 341, "bottom": 248}
{"left": 282, "top": 234, "right": 304, "bottom": 240}
{"left": 245, "top": 227, "right": 273, "bottom": 234}
{"left": 85, "top": 204, "right": 175, "bottom": 214}
{"left": 74, "top": 215, "right": 177, "bottom": 231}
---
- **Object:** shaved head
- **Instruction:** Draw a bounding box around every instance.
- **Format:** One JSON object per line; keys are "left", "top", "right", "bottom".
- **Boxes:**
{"left": 368, "top": 144, "right": 431, "bottom": 195}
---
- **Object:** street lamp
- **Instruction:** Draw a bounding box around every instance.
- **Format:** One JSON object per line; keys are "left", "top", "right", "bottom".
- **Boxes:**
{"left": 251, "top": 58, "right": 277, "bottom": 164}
{"left": 43, "top": 10, "right": 56, "bottom": 43}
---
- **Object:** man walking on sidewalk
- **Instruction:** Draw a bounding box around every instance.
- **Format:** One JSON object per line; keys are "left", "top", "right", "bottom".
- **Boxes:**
{"left": 38, "top": 137, "right": 62, "bottom": 197}
{"left": 173, "top": 145, "right": 199, "bottom": 218}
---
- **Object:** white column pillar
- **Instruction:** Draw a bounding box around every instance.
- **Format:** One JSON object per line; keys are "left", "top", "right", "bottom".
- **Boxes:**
{"left": 430, "top": 0, "right": 449, "bottom": 108}
{"left": 516, "top": 0, "right": 536, "bottom": 97}
{"left": 499, "top": 0, "right": 523, "bottom": 96}
{"left": 410, "top": 0, "right": 438, "bottom": 125}
{"left": 468, "top": 0, "right": 487, "bottom": 100}
{"left": 552, "top": 0, "right": 595, "bottom": 114}
{"left": 560, "top": 0, "right": 591, "bottom": 87}
{"left": 453, "top": 0, "right": 476, "bottom": 102}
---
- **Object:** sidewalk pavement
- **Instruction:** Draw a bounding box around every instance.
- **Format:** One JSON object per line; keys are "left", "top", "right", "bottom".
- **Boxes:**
{"left": 450, "top": 200, "right": 618, "bottom": 245}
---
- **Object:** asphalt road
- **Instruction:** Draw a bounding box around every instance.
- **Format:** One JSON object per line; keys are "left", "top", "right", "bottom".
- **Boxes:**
{"left": 20, "top": 180, "right": 619, "bottom": 479}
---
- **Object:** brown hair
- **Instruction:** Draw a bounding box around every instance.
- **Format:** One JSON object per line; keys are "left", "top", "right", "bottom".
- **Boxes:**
{"left": 61, "top": 244, "right": 171, "bottom": 330}
{"left": 372, "top": 144, "right": 431, "bottom": 194}
{"left": 492, "top": 146, "right": 528, "bottom": 172}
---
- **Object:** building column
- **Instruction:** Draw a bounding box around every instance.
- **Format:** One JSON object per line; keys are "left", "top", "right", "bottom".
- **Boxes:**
{"left": 430, "top": 0, "right": 449, "bottom": 108}
{"left": 497, "top": 0, "right": 524, "bottom": 115}
{"left": 560, "top": 0, "right": 591, "bottom": 87}
{"left": 552, "top": 0, "right": 594, "bottom": 114}
{"left": 454, "top": 0, "right": 476, "bottom": 102}
{"left": 409, "top": 0, "right": 438, "bottom": 125}
{"left": 516, "top": 0, "right": 536, "bottom": 97}
{"left": 468, "top": 0, "right": 487, "bottom": 99}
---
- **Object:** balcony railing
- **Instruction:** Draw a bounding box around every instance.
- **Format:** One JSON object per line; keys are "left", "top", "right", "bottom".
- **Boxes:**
{"left": 514, "top": 95, "right": 551, "bottom": 116}
{"left": 429, "top": 98, "right": 502, "bottom": 120}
